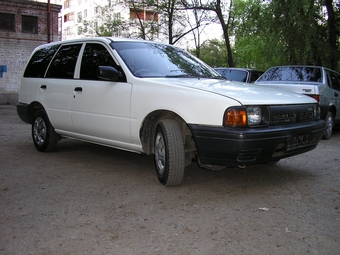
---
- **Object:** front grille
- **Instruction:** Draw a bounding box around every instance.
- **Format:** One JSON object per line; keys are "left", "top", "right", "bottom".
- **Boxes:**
{"left": 272, "top": 113, "right": 296, "bottom": 124}
{"left": 270, "top": 104, "right": 315, "bottom": 126}
{"left": 298, "top": 111, "right": 314, "bottom": 121}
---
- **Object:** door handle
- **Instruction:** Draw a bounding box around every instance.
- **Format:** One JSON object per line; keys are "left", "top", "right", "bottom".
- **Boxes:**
{"left": 74, "top": 87, "right": 82, "bottom": 92}
{"left": 335, "top": 91, "right": 338, "bottom": 97}
{"left": 40, "top": 85, "right": 47, "bottom": 89}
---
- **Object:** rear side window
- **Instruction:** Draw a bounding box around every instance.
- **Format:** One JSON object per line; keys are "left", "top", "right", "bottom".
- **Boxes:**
{"left": 80, "top": 43, "right": 126, "bottom": 82}
{"left": 258, "top": 67, "right": 322, "bottom": 82}
{"left": 249, "top": 71, "right": 264, "bottom": 83}
{"left": 327, "top": 71, "right": 340, "bottom": 91}
{"left": 46, "top": 44, "right": 82, "bottom": 79}
{"left": 24, "top": 44, "right": 60, "bottom": 78}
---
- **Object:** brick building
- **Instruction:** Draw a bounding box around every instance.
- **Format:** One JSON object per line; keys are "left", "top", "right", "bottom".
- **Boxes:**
{"left": 0, "top": 0, "right": 61, "bottom": 105}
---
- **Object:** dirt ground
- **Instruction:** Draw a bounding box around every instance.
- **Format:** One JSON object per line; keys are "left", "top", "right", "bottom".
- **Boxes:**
{"left": 0, "top": 105, "right": 339, "bottom": 255}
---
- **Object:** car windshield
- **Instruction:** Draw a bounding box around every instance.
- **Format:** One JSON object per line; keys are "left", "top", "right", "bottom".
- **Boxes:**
{"left": 215, "top": 69, "right": 248, "bottom": 82}
{"left": 111, "top": 41, "right": 221, "bottom": 78}
{"left": 257, "top": 66, "right": 322, "bottom": 82}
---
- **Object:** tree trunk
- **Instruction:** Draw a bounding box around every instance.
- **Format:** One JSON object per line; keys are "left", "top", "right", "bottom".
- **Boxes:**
{"left": 325, "top": 0, "right": 338, "bottom": 70}
{"left": 215, "top": 0, "right": 234, "bottom": 67}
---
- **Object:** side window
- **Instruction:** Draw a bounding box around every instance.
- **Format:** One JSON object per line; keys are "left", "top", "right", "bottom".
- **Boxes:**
{"left": 249, "top": 72, "right": 263, "bottom": 83}
{"left": 46, "top": 44, "right": 82, "bottom": 79}
{"left": 24, "top": 44, "right": 60, "bottom": 78}
{"left": 80, "top": 43, "right": 126, "bottom": 82}
{"left": 328, "top": 71, "right": 340, "bottom": 91}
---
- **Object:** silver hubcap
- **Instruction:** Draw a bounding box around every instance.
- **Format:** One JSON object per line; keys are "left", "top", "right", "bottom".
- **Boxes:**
{"left": 155, "top": 132, "right": 166, "bottom": 175}
{"left": 33, "top": 117, "right": 46, "bottom": 145}
{"left": 326, "top": 114, "right": 333, "bottom": 136}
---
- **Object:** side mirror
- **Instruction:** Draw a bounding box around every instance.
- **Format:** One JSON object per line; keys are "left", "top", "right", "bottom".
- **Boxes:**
{"left": 97, "top": 66, "right": 120, "bottom": 81}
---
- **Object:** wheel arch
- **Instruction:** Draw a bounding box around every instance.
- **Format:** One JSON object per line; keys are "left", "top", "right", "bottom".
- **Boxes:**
{"left": 27, "top": 102, "right": 45, "bottom": 124}
{"left": 328, "top": 104, "right": 336, "bottom": 118}
{"left": 139, "top": 110, "right": 196, "bottom": 158}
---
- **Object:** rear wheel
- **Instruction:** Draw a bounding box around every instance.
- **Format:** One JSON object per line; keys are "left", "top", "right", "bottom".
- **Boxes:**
{"left": 323, "top": 111, "right": 333, "bottom": 140}
{"left": 32, "top": 109, "right": 59, "bottom": 152}
{"left": 154, "top": 119, "right": 185, "bottom": 186}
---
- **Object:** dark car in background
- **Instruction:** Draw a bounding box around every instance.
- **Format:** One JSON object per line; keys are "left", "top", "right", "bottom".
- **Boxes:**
{"left": 214, "top": 67, "right": 264, "bottom": 83}
{"left": 255, "top": 65, "right": 340, "bottom": 139}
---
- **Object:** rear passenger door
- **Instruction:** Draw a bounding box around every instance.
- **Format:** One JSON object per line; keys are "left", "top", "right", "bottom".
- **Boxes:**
{"left": 326, "top": 70, "right": 340, "bottom": 121}
{"left": 40, "top": 43, "right": 82, "bottom": 132}
{"left": 71, "top": 42, "right": 133, "bottom": 148}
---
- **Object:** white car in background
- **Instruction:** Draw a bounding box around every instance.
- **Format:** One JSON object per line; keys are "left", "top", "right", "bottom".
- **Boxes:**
{"left": 17, "top": 38, "right": 325, "bottom": 186}
{"left": 255, "top": 65, "right": 340, "bottom": 139}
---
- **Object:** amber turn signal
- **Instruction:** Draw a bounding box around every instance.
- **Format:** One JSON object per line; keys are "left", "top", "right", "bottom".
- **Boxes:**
{"left": 225, "top": 109, "right": 247, "bottom": 126}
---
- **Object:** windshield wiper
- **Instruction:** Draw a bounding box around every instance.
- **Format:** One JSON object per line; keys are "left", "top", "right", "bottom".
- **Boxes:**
{"left": 165, "top": 74, "right": 195, "bottom": 78}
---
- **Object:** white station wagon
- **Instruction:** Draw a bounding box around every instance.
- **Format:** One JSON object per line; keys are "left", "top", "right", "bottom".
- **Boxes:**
{"left": 17, "top": 37, "right": 325, "bottom": 186}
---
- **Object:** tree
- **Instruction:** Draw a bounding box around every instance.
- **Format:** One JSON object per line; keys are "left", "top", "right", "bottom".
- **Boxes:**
{"left": 79, "top": 1, "right": 128, "bottom": 37}
{"left": 182, "top": 0, "right": 235, "bottom": 67}
{"left": 79, "top": 1, "right": 159, "bottom": 39}
{"left": 146, "top": 0, "right": 202, "bottom": 45}
{"left": 183, "top": 0, "right": 216, "bottom": 58}
{"left": 125, "top": 0, "right": 159, "bottom": 40}
{"left": 324, "top": 0, "right": 340, "bottom": 70}
{"left": 230, "top": 0, "right": 340, "bottom": 70}
{"left": 190, "top": 39, "right": 228, "bottom": 67}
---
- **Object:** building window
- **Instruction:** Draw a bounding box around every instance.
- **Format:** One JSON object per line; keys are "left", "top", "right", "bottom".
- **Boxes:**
{"left": 130, "top": 10, "right": 158, "bottom": 22}
{"left": 64, "top": 0, "right": 70, "bottom": 8}
{"left": 64, "top": 12, "right": 74, "bottom": 22}
{"left": 22, "top": 15, "right": 38, "bottom": 34}
{"left": 64, "top": 26, "right": 72, "bottom": 35}
{"left": 77, "top": 12, "right": 82, "bottom": 22}
{"left": 0, "top": 13, "right": 15, "bottom": 32}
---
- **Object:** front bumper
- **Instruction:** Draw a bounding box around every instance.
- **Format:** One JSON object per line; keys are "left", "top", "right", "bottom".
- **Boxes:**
{"left": 188, "top": 120, "right": 325, "bottom": 167}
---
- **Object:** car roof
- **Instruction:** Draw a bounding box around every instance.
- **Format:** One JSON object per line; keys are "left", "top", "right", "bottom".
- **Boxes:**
{"left": 33, "top": 37, "right": 169, "bottom": 51}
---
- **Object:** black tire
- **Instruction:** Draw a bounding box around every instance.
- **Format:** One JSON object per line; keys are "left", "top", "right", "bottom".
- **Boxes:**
{"left": 32, "top": 109, "right": 59, "bottom": 152}
{"left": 154, "top": 119, "right": 185, "bottom": 186}
{"left": 322, "top": 111, "right": 333, "bottom": 140}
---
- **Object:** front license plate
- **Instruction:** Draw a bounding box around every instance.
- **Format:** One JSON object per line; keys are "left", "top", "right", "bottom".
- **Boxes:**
{"left": 286, "top": 133, "right": 316, "bottom": 151}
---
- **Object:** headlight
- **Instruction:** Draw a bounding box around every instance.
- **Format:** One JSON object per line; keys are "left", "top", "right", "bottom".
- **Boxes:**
{"left": 247, "top": 106, "right": 262, "bottom": 125}
{"left": 224, "top": 106, "right": 268, "bottom": 127}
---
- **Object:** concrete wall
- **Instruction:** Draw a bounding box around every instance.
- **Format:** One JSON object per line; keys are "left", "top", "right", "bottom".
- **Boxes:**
{"left": 0, "top": 0, "right": 61, "bottom": 105}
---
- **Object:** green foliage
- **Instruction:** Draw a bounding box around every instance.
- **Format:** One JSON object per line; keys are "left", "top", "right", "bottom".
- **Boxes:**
{"left": 190, "top": 39, "right": 228, "bottom": 67}
{"left": 78, "top": 0, "right": 339, "bottom": 71}
{"left": 79, "top": 4, "right": 127, "bottom": 37}
{"left": 79, "top": 2, "right": 159, "bottom": 39}
{"left": 228, "top": 0, "right": 340, "bottom": 70}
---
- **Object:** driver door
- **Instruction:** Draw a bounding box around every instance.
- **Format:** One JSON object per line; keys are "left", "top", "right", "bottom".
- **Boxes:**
{"left": 71, "top": 42, "right": 133, "bottom": 148}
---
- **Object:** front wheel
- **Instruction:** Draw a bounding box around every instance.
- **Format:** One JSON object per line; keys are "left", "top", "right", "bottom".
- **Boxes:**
{"left": 154, "top": 119, "right": 185, "bottom": 186}
{"left": 323, "top": 111, "right": 333, "bottom": 140}
{"left": 32, "top": 109, "right": 59, "bottom": 152}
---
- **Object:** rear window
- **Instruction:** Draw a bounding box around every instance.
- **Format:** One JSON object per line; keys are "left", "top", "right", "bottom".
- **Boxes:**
{"left": 24, "top": 44, "right": 60, "bottom": 78}
{"left": 258, "top": 67, "right": 322, "bottom": 82}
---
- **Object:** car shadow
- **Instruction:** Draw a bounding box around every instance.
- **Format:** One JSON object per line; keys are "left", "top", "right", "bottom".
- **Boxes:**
{"left": 49, "top": 138, "right": 317, "bottom": 193}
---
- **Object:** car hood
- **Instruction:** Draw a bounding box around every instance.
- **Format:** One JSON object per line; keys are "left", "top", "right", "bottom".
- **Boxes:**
{"left": 147, "top": 78, "right": 317, "bottom": 105}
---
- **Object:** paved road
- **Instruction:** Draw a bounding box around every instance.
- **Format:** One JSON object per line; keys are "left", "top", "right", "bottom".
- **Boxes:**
{"left": 0, "top": 105, "right": 339, "bottom": 254}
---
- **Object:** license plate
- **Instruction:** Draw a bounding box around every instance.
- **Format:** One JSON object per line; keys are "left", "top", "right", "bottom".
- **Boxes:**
{"left": 286, "top": 133, "right": 316, "bottom": 151}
